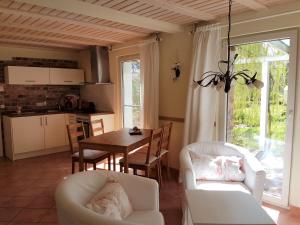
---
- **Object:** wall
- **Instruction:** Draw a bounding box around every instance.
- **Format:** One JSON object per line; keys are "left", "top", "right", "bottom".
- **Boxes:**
{"left": 80, "top": 84, "right": 114, "bottom": 112}
{"left": 216, "top": 1, "right": 300, "bottom": 207}
{"left": 159, "top": 32, "right": 193, "bottom": 168}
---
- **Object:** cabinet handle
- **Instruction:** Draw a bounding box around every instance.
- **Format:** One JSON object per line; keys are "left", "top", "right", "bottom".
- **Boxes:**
{"left": 64, "top": 80, "right": 72, "bottom": 83}
{"left": 25, "top": 80, "right": 35, "bottom": 83}
{"left": 45, "top": 117, "right": 48, "bottom": 126}
{"left": 40, "top": 117, "right": 43, "bottom": 126}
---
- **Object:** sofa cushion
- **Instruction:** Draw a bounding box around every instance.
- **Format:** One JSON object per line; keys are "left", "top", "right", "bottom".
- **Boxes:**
{"left": 86, "top": 175, "right": 133, "bottom": 220}
{"left": 190, "top": 152, "right": 245, "bottom": 181}
{"left": 196, "top": 180, "right": 250, "bottom": 194}
{"left": 125, "top": 210, "right": 164, "bottom": 225}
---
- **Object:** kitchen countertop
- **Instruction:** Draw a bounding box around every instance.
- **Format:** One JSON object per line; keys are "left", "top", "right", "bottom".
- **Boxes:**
{"left": 1, "top": 110, "right": 114, "bottom": 118}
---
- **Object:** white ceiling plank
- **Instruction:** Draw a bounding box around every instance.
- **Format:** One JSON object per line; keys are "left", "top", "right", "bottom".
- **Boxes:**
{"left": 14, "top": 0, "right": 185, "bottom": 32}
{"left": 136, "top": 0, "right": 215, "bottom": 21}
{"left": 0, "top": 7, "right": 146, "bottom": 36}
{"left": 234, "top": 0, "right": 268, "bottom": 10}
{"left": 0, "top": 25, "right": 110, "bottom": 46}
{"left": 0, "top": 37, "right": 85, "bottom": 49}
{"left": 0, "top": 18, "right": 124, "bottom": 44}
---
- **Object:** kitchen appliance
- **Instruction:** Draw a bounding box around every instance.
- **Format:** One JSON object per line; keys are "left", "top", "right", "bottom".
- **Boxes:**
{"left": 60, "top": 94, "right": 79, "bottom": 111}
{"left": 89, "top": 46, "right": 110, "bottom": 84}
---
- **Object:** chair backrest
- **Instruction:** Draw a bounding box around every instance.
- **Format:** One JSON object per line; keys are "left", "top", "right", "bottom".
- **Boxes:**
{"left": 161, "top": 122, "right": 172, "bottom": 150}
{"left": 90, "top": 117, "right": 105, "bottom": 136}
{"left": 145, "top": 128, "right": 163, "bottom": 164}
{"left": 67, "top": 122, "right": 86, "bottom": 154}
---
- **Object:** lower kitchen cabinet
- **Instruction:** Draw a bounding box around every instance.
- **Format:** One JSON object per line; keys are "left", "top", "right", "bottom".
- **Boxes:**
{"left": 44, "top": 114, "right": 67, "bottom": 149}
{"left": 3, "top": 113, "right": 69, "bottom": 161}
{"left": 8, "top": 115, "right": 45, "bottom": 154}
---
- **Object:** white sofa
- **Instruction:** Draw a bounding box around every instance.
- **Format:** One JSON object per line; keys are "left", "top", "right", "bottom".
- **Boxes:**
{"left": 180, "top": 142, "right": 266, "bottom": 203}
{"left": 55, "top": 171, "right": 164, "bottom": 225}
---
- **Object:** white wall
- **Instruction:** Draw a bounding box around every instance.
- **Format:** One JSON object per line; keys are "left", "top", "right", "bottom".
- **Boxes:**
{"left": 217, "top": 1, "right": 300, "bottom": 207}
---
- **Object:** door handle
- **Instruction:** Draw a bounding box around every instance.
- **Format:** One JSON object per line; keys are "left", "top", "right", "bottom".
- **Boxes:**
{"left": 25, "top": 80, "right": 35, "bottom": 83}
{"left": 45, "top": 116, "right": 48, "bottom": 126}
{"left": 40, "top": 117, "right": 43, "bottom": 126}
{"left": 64, "top": 80, "right": 72, "bottom": 83}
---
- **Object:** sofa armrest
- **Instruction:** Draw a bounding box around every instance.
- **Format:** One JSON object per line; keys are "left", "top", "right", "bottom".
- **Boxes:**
{"left": 119, "top": 174, "right": 159, "bottom": 211}
{"left": 243, "top": 154, "right": 266, "bottom": 203}
{"left": 180, "top": 148, "right": 197, "bottom": 190}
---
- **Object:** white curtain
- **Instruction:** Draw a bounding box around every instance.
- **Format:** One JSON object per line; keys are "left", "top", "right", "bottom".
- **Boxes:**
{"left": 183, "top": 25, "right": 221, "bottom": 145}
{"left": 140, "top": 41, "right": 159, "bottom": 129}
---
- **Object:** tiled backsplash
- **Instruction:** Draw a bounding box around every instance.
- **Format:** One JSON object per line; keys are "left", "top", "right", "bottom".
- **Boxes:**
{"left": 0, "top": 57, "right": 80, "bottom": 111}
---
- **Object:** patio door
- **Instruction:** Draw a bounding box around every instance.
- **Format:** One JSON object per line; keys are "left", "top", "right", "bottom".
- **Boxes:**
{"left": 226, "top": 30, "right": 297, "bottom": 207}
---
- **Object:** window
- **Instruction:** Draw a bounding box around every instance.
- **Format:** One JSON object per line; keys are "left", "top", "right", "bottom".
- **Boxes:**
{"left": 121, "top": 59, "right": 142, "bottom": 128}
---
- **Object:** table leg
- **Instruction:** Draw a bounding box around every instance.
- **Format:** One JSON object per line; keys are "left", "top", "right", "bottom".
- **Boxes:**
{"left": 79, "top": 144, "right": 84, "bottom": 172}
{"left": 124, "top": 152, "right": 128, "bottom": 173}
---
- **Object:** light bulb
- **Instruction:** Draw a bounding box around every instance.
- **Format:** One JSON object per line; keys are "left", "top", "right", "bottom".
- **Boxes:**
{"left": 253, "top": 79, "right": 264, "bottom": 89}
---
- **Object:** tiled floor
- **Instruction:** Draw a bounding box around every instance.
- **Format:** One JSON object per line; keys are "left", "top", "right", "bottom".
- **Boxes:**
{"left": 0, "top": 152, "right": 299, "bottom": 225}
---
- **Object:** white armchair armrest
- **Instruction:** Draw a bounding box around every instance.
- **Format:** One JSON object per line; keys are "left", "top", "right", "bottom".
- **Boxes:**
{"left": 119, "top": 173, "right": 160, "bottom": 211}
{"left": 243, "top": 153, "right": 266, "bottom": 203}
{"left": 180, "top": 147, "right": 197, "bottom": 190}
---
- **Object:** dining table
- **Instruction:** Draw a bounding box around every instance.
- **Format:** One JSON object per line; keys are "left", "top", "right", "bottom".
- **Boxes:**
{"left": 78, "top": 128, "right": 151, "bottom": 173}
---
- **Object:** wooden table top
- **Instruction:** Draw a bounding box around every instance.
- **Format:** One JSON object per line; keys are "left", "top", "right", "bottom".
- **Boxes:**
{"left": 79, "top": 128, "right": 151, "bottom": 150}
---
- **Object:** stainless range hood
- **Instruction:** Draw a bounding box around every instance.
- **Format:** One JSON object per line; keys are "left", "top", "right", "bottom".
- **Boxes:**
{"left": 89, "top": 46, "right": 110, "bottom": 84}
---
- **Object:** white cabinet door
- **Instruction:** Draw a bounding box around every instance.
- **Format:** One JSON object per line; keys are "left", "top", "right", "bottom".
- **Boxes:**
{"left": 11, "top": 116, "right": 45, "bottom": 154}
{"left": 49, "top": 68, "right": 84, "bottom": 85}
{"left": 44, "top": 114, "right": 67, "bottom": 149}
{"left": 5, "top": 66, "right": 50, "bottom": 85}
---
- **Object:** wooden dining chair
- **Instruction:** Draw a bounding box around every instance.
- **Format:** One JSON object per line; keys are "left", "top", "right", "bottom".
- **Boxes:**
{"left": 119, "top": 128, "right": 163, "bottom": 185}
{"left": 67, "top": 122, "right": 111, "bottom": 173}
{"left": 160, "top": 122, "right": 173, "bottom": 178}
{"left": 89, "top": 116, "right": 117, "bottom": 171}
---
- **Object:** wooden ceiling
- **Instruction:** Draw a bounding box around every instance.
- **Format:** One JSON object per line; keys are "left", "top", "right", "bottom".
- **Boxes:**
{"left": 0, "top": 0, "right": 297, "bottom": 50}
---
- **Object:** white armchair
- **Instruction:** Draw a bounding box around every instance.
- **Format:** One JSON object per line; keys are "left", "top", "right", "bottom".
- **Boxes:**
{"left": 180, "top": 142, "right": 266, "bottom": 203}
{"left": 55, "top": 171, "right": 164, "bottom": 225}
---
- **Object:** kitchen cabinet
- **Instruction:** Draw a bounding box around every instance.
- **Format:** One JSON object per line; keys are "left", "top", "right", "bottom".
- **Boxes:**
{"left": 5, "top": 66, "right": 50, "bottom": 85}
{"left": 44, "top": 114, "right": 67, "bottom": 149}
{"left": 49, "top": 68, "right": 84, "bottom": 85}
{"left": 3, "top": 113, "right": 69, "bottom": 161}
{"left": 8, "top": 115, "right": 45, "bottom": 154}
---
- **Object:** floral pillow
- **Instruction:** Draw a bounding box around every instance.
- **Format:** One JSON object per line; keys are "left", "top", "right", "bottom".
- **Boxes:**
{"left": 189, "top": 152, "right": 245, "bottom": 181}
{"left": 86, "top": 173, "right": 133, "bottom": 220}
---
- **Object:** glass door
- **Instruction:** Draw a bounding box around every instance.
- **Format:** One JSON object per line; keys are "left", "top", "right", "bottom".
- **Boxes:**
{"left": 226, "top": 31, "right": 297, "bottom": 207}
{"left": 121, "top": 59, "right": 142, "bottom": 128}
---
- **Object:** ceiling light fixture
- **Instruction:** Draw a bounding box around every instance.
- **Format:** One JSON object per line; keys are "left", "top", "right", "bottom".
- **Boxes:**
{"left": 194, "top": 0, "right": 264, "bottom": 93}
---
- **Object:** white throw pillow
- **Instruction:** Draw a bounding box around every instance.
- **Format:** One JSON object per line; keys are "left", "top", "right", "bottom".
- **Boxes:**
{"left": 86, "top": 174, "right": 133, "bottom": 220}
{"left": 190, "top": 152, "right": 245, "bottom": 182}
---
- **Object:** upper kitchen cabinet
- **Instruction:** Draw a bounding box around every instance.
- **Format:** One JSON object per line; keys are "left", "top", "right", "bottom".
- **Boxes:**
{"left": 49, "top": 68, "right": 84, "bottom": 85}
{"left": 5, "top": 66, "right": 50, "bottom": 85}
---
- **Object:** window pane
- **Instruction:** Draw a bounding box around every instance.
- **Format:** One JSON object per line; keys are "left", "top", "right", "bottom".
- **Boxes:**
{"left": 227, "top": 39, "right": 290, "bottom": 199}
{"left": 122, "top": 59, "right": 142, "bottom": 128}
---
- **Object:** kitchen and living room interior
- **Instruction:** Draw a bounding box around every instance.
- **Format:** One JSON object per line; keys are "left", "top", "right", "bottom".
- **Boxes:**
{"left": 0, "top": 0, "right": 300, "bottom": 225}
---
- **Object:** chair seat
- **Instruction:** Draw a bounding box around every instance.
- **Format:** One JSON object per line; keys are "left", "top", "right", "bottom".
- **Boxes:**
{"left": 72, "top": 149, "right": 109, "bottom": 160}
{"left": 125, "top": 210, "right": 164, "bottom": 225}
{"left": 159, "top": 148, "right": 168, "bottom": 156}
{"left": 119, "top": 152, "right": 158, "bottom": 166}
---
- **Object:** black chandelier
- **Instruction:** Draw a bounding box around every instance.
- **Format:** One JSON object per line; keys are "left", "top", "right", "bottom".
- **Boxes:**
{"left": 194, "top": 0, "right": 264, "bottom": 93}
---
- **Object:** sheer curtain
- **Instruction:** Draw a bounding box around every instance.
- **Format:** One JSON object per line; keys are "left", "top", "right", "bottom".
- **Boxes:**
{"left": 140, "top": 41, "right": 159, "bottom": 129}
{"left": 183, "top": 25, "right": 221, "bottom": 145}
